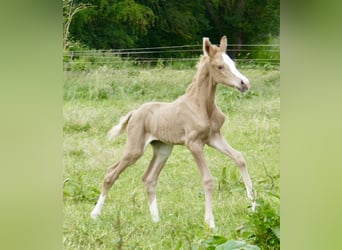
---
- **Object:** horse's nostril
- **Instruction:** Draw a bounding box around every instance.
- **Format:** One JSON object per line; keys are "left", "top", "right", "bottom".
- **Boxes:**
{"left": 241, "top": 80, "right": 245, "bottom": 85}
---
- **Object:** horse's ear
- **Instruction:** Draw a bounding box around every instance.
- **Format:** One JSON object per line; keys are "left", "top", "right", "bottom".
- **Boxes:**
{"left": 203, "top": 37, "right": 213, "bottom": 57}
{"left": 220, "top": 36, "right": 227, "bottom": 53}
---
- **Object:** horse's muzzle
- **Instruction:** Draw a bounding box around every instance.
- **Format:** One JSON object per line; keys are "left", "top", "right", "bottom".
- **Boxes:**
{"left": 238, "top": 80, "right": 249, "bottom": 92}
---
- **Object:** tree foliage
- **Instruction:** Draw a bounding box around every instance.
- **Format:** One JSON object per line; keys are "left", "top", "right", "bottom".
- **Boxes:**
{"left": 63, "top": 0, "right": 92, "bottom": 50}
{"left": 69, "top": 0, "right": 155, "bottom": 48}
{"left": 65, "top": 0, "right": 279, "bottom": 50}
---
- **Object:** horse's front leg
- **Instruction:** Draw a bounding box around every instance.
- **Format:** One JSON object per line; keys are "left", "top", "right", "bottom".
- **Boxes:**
{"left": 209, "top": 133, "right": 257, "bottom": 210}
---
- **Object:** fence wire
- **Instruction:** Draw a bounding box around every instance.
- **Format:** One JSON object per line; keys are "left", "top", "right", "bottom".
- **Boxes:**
{"left": 63, "top": 44, "right": 280, "bottom": 67}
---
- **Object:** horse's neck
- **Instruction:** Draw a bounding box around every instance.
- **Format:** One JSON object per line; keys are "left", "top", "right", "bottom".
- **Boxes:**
{"left": 186, "top": 60, "right": 218, "bottom": 116}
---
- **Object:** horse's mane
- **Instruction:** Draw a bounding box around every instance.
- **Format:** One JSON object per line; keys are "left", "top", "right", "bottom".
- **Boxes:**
{"left": 186, "top": 55, "right": 209, "bottom": 93}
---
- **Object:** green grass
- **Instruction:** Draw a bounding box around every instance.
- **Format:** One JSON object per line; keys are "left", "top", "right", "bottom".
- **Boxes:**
{"left": 63, "top": 65, "right": 280, "bottom": 249}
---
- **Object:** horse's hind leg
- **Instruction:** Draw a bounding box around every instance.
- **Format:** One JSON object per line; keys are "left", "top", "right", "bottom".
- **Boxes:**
{"left": 91, "top": 137, "right": 145, "bottom": 219}
{"left": 142, "top": 141, "right": 173, "bottom": 222}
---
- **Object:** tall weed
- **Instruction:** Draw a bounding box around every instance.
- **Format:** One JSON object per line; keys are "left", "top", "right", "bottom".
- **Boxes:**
{"left": 237, "top": 198, "right": 280, "bottom": 250}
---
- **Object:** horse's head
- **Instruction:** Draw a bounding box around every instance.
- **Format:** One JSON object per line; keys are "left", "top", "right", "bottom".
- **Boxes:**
{"left": 203, "top": 36, "right": 250, "bottom": 92}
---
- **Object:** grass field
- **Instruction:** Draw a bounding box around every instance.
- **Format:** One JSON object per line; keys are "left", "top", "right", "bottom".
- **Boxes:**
{"left": 63, "top": 64, "right": 280, "bottom": 249}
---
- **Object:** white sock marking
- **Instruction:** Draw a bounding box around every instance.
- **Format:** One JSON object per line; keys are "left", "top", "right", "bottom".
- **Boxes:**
{"left": 91, "top": 194, "right": 106, "bottom": 219}
{"left": 252, "top": 201, "right": 257, "bottom": 212}
{"left": 247, "top": 188, "right": 254, "bottom": 201}
{"left": 149, "top": 198, "right": 160, "bottom": 222}
{"left": 207, "top": 219, "right": 216, "bottom": 229}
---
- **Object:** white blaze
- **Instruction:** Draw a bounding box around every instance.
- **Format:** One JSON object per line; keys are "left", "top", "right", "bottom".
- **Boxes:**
{"left": 222, "top": 54, "right": 248, "bottom": 82}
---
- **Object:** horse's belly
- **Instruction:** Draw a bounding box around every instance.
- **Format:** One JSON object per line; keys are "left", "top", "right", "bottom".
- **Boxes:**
{"left": 153, "top": 124, "right": 185, "bottom": 145}
{"left": 140, "top": 103, "right": 179, "bottom": 144}
{"left": 147, "top": 117, "right": 184, "bottom": 145}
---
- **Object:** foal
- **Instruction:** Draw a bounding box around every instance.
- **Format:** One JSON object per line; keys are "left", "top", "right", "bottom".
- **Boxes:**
{"left": 91, "top": 36, "right": 256, "bottom": 228}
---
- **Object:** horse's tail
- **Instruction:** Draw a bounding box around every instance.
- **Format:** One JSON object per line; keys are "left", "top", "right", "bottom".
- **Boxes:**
{"left": 108, "top": 110, "right": 135, "bottom": 141}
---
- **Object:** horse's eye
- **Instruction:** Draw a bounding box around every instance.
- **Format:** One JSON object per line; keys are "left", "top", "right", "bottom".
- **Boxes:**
{"left": 218, "top": 66, "right": 224, "bottom": 70}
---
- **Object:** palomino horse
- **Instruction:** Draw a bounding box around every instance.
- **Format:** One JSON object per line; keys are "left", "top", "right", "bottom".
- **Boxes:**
{"left": 91, "top": 36, "right": 256, "bottom": 228}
